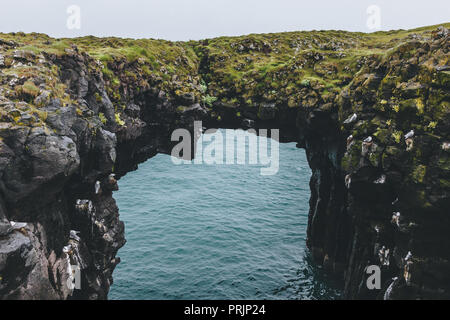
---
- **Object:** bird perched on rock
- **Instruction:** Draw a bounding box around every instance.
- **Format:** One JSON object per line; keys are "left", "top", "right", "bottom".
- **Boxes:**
{"left": 377, "top": 246, "right": 390, "bottom": 266}
{"left": 69, "top": 230, "right": 81, "bottom": 242}
{"left": 442, "top": 142, "right": 450, "bottom": 151}
{"left": 345, "top": 174, "right": 352, "bottom": 189}
{"left": 404, "top": 130, "right": 415, "bottom": 151}
{"left": 404, "top": 130, "right": 414, "bottom": 140}
{"left": 391, "top": 212, "right": 401, "bottom": 226}
{"left": 374, "top": 174, "right": 386, "bottom": 184}
{"left": 75, "top": 199, "right": 93, "bottom": 213}
{"left": 379, "top": 246, "right": 389, "bottom": 265}
{"left": 10, "top": 221, "right": 27, "bottom": 230}
{"left": 361, "top": 136, "right": 374, "bottom": 156}
{"left": 383, "top": 249, "right": 390, "bottom": 266}
{"left": 95, "top": 181, "right": 101, "bottom": 195}
{"left": 10, "top": 221, "right": 28, "bottom": 235}
{"left": 403, "top": 252, "right": 414, "bottom": 285}
{"left": 405, "top": 251, "right": 413, "bottom": 262}
{"left": 344, "top": 113, "right": 357, "bottom": 124}
{"left": 63, "top": 244, "right": 73, "bottom": 254}
{"left": 346, "top": 135, "right": 354, "bottom": 148}
{"left": 242, "top": 119, "right": 255, "bottom": 129}
{"left": 76, "top": 199, "right": 86, "bottom": 210}
{"left": 106, "top": 173, "right": 119, "bottom": 192}
{"left": 95, "top": 219, "right": 107, "bottom": 233}
{"left": 108, "top": 173, "right": 117, "bottom": 185}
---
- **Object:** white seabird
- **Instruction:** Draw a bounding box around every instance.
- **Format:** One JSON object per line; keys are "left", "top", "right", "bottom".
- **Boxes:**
{"left": 378, "top": 246, "right": 390, "bottom": 266}
{"left": 405, "top": 251, "right": 413, "bottom": 262}
{"left": 404, "top": 130, "right": 414, "bottom": 140}
{"left": 108, "top": 173, "right": 117, "bottom": 185}
{"left": 75, "top": 199, "right": 93, "bottom": 213}
{"left": 346, "top": 135, "right": 354, "bottom": 147}
{"left": 95, "top": 220, "right": 107, "bottom": 233}
{"left": 69, "top": 230, "right": 81, "bottom": 242}
{"left": 10, "top": 221, "right": 27, "bottom": 230}
{"left": 95, "top": 181, "right": 101, "bottom": 195}
{"left": 442, "top": 142, "right": 450, "bottom": 151}
{"left": 63, "top": 244, "right": 73, "bottom": 254}
{"left": 344, "top": 113, "right": 357, "bottom": 124}
{"left": 76, "top": 199, "right": 87, "bottom": 209}
{"left": 383, "top": 249, "right": 390, "bottom": 266}
{"left": 374, "top": 174, "right": 386, "bottom": 184}
{"left": 379, "top": 246, "right": 386, "bottom": 264}
{"left": 345, "top": 174, "right": 352, "bottom": 189}
{"left": 391, "top": 212, "right": 401, "bottom": 226}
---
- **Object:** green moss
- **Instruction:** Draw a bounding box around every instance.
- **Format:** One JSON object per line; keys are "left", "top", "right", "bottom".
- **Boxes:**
{"left": 95, "top": 92, "right": 102, "bottom": 102}
{"left": 427, "top": 121, "right": 437, "bottom": 130}
{"left": 16, "top": 81, "right": 40, "bottom": 102}
{"left": 111, "top": 77, "right": 120, "bottom": 86}
{"left": 141, "top": 65, "right": 152, "bottom": 76}
{"left": 392, "top": 131, "right": 402, "bottom": 144}
{"left": 416, "top": 98, "right": 425, "bottom": 114}
{"left": 411, "top": 164, "right": 427, "bottom": 184}
{"left": 102, "top": 67, "right": 115, "bottom": 79}
{"left": 202, "top": 94, "right": 217, "bottom": 107}
{"left": 373, "top": 128, "right": 390, "bottom": 144}
{"left": 300, "top": 79, "right": 311, "bottom": 87}
{"left": 98, "top": 112, "right": 107, "bottom": 125}
{"left": 19, "top": 45, "right": 41, "bottom": 55}
{"left": 115, "top": 113, "right": 125, "bottom": 126}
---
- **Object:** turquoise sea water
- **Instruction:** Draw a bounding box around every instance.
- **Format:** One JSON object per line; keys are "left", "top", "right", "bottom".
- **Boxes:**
{"left": 109, "top": 130, "right": 341, "bottom": 299}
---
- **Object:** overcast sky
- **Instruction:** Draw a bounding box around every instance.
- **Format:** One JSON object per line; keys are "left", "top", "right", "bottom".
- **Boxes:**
{"left": 0, "top": 0, "right": 448, "bottom": 41}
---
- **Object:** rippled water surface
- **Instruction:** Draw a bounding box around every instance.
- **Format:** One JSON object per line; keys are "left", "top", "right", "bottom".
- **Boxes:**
{"left": 109, "top": 130, "right": 341, "bottom": 299}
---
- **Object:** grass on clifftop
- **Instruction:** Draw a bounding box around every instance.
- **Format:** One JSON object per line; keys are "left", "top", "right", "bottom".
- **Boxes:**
{"left": 0, "top": 23, "right": 448, "bottom": 124}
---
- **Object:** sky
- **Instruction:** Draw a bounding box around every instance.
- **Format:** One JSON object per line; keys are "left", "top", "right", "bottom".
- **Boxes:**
{"left": 0, "top": 0, "right": 448, "bottom": 41}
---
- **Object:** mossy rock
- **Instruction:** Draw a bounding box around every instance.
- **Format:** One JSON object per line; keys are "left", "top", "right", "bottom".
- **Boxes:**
{"left": 435, "top": 70, "right": 450, "bottom": 87}
{"left": 410, "top": 164, "right": 427, "bottom": 184}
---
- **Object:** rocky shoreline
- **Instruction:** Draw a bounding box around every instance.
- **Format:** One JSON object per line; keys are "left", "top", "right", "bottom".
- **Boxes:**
{"left": 0, "top": 24, "right": 448, "bottom": 299}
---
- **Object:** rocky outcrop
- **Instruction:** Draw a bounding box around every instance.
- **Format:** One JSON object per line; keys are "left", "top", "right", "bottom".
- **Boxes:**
{"left": 0, "top": 25, "right": 448, "bottom": 299}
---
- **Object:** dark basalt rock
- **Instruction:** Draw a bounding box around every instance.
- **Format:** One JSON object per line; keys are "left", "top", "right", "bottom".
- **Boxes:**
{"left": 0, "top": 26, "right": 448, "bottom": 300}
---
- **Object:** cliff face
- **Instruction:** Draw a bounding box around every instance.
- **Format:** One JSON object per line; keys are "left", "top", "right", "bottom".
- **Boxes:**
{"left": 0, "top": 24, "right": 448, "bottom": 299}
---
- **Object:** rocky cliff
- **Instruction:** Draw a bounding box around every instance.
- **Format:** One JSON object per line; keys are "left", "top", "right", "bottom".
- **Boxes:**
{"left": 0, "top": 24, "right": 448, "bottom": 299}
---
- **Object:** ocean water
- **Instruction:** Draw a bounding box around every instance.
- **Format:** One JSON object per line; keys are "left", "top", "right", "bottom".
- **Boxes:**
{"left": 109, "top": 130, "right": 342, "bottom": 300}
